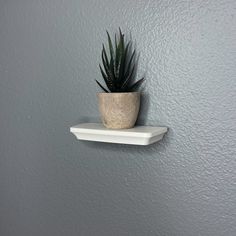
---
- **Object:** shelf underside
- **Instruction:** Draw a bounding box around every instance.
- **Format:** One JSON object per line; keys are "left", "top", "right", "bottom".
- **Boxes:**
{"left": 70, "top": 123, "right": 167, "bottom": 146}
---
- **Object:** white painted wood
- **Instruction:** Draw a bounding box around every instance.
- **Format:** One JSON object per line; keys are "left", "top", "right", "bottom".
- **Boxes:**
{"left": 70, "top": 123, "right": 167, "bottom": 145}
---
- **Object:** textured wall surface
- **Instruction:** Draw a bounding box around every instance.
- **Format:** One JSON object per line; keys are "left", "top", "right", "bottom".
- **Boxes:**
{"left": 0, "top": 0, "right": 236, "bottom": 235}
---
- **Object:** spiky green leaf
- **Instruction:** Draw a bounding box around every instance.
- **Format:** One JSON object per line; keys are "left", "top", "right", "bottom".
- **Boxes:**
{"left": 119, "top": 27, "right": 124, "bottom": 52}
{"left": 102, "top": 44, "right": 109, "bottom": 66}
{"left": 102, "top": 49, "right": 113, "bottom": 81}
{"left": 106, "top": 31, "right": 114, "bottom": 59}
{"left": 95, "top": 80, "right": 109, "bottom": 92}
{"left": 97, "top": 28, "right": 144, "bottom": 93}
{"left": 118, "top": 42, "right": 130, "bottom": 84}
{"left": 128, "top": 78, "right": 145, "bottom": 91}
{"left": 124, "top": 50, "right": 135, "bottom": 79}
{"left": 115, "top": 34, "right": 118, "bottom": 52}
{"left": 99, "top": 64, "right": 114, "bottom": 91}
{"left": 121, "top": 64, "right": 135, "bottom": 90}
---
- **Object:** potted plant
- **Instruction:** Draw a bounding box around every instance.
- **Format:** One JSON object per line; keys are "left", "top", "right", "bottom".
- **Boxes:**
{"left": 96, "top": 28, "right": 145, "bottom": 129}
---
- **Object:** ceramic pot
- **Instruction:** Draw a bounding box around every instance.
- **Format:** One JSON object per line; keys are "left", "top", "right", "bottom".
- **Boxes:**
{"left": 97, "top": 92, "right": 140, "bottom": 129}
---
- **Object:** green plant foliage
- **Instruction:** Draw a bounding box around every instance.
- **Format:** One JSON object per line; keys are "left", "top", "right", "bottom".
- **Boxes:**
{"left": 96, "top": 28, "right": 145, "bottom": 93}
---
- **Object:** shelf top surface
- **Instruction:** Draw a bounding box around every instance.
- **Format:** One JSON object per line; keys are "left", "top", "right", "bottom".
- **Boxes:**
{"left": 70, "top": 123, "right": 167, "bottom": 138}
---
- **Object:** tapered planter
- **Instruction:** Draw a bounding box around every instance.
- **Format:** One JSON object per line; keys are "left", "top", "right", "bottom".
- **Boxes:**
{"left": 97, "top": 92, "right": 140, "bottom": 129}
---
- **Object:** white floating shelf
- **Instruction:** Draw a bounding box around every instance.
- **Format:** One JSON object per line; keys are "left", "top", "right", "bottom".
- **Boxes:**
{"left": 70, "top": 123, "right": 167, "bottom": 146}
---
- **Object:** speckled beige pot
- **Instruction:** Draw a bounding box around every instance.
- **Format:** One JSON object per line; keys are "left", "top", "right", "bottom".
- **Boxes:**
{"left": 97, "top": 92, "right": 140, "bottom": 129}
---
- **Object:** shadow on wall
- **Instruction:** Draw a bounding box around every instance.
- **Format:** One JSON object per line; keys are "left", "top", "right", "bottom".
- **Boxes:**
{"left": 78, "top": 132, "right": 170, "bottom": 157}
{"left": 136, "top": 92, "right": 150, "bottom": 126}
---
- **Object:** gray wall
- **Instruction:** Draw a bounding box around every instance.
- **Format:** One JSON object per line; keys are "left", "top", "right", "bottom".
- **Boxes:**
{"left": 0, "top": 0, "right": 235, "bottom": 235}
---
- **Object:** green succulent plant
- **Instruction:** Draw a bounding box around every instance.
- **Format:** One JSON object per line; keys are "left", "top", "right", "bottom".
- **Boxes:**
{"left": 96, "top": 28, "right": 144, "bottom": 93}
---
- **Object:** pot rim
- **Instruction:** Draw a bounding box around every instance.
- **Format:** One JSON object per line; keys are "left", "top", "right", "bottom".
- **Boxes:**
{"left": 97, "top": 91, "right": 140, "bottom": 95}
